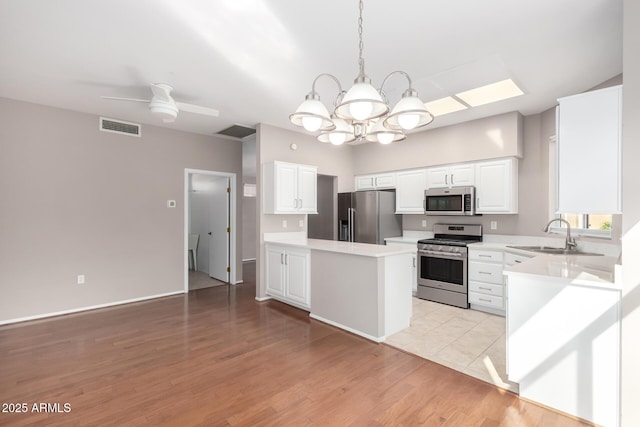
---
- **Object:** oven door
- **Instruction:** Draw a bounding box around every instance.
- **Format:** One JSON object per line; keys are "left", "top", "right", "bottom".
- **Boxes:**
{"left": 417, "top": 249, "right": 468, "bottom": 294}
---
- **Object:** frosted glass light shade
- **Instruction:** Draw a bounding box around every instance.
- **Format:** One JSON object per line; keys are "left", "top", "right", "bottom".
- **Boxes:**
{"left": 335, "top": 81, "right": 388, "bottom": 122}
{"left": 384, "top": 94, "right": 434, "bottom": 130}
{"left": 317, "top": 117, "right": 356, "bottom": 145}
{"left": 289, "top": 96, "right": 334, "bottom": 132}
{"left": 365, "top": 119, "right": 405, "bottom": 144}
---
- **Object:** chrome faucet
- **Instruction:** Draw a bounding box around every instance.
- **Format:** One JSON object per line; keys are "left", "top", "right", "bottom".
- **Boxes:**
{"left": 543, "top": 218, "right": 577, "bottom": 251}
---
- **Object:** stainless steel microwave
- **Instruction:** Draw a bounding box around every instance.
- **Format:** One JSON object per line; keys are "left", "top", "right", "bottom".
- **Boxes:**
{"left": 424, "top": 186, "right": 476, "bottom": 216}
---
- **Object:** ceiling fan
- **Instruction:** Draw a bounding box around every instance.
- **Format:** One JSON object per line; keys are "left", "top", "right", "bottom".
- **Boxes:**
{"left": 101, "top": 83, "right": 219, "bottom": 123}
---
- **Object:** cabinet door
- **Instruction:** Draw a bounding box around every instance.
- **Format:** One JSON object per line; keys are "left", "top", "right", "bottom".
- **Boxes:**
{"left": 395, "top": 169, "right": 427, "bottom": 213}
{"left": 265, "top": 246, "right": 285, "bottom": 297}
{"left": 285, "top": 249, "right": 310, "bottom": 307}
{"left": 355, "top": 175, "right": 376, "bottom": 190}
{"left": 557, "top": 85, "right": 621, "bottom": 214}
{"left": 374, "top": 173, "right": 396, "bottom": 189}
{"left": 450, "top": 164, "right": 475, "bottom": 187}
{"left": 426, "top": 167, "right": 450, "bottom": 188}
{"left": 275, "top": 163, "right": 298, "bottom": 213}
{"left": 297, "top": 166, "right": 317, "bottom": 213}
{"left": 475, "top": 158, "right": 518, "bottom": 214}
{"left": 411, "top": 253, "right": 418, "bottom": 293}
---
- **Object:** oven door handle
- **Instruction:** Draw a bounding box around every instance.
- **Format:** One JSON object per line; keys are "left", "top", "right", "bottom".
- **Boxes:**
{"left": 418, "top": 250, "right": 465, "bottom": 259}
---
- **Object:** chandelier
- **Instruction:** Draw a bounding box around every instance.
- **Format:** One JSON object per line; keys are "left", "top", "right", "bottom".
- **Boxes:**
{"left": 289, "top": 0, "right": 434, "bottom": 145}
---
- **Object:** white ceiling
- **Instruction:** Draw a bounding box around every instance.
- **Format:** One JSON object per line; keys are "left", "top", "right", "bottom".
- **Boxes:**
{"left": 0, "top": 0, "right": 622, "bottom": 137}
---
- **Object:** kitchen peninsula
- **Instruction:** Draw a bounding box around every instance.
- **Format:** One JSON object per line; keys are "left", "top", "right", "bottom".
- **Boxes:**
{"left": 263, "top": 233, "right": 414, "bottom": 342}
{"left": 504, "top": 253, "right": 621, "bottom": 427}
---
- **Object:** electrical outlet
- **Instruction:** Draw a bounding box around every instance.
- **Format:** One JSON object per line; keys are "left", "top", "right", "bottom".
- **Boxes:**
{"left": 77, "top": 274, "right": 85, "bottom": 285}
{"left": 167, "top": 200, "right": 176, "bottom": 208}
{"left": 282, "top": 220, "right": 287, "bottom": 228}
{"left": 491, "top": 221, "right": 497, "bottom": 230}
{"left": 299, "top": 219, "right": 304, "bottom": 227}
{"left": 421, "top": 220, "right": 427, "bottom": 228}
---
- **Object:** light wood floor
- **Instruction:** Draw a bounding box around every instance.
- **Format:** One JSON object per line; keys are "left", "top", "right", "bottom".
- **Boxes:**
{"left": 0, "top": 262, "right": 592, "bottom": 426}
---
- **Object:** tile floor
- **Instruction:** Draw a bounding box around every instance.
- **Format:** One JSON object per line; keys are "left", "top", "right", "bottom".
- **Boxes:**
{"left": 386, "top": 297, "right": 519, "bottom": 393}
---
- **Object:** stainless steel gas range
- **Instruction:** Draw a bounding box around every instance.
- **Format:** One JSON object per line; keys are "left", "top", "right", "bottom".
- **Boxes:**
{"left": 416, "top": 224, "right": 483, "bottom": 309}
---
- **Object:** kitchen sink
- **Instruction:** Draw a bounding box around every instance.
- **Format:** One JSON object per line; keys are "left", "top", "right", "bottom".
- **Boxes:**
{"left": 507, "top": 245, "right": 603, "bottom": 256}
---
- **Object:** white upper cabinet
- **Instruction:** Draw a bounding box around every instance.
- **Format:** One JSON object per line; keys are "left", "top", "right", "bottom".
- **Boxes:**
{"left": 395, "top": 169, "right": 428, "bottom": 214}
{"left": 475, "top": 158, "right": 518, "bottom": 214}
{"left": 263, "top": 161, "right": 317, "bottom": 214}
{"left": 426, "top": 163, "right": 475, "bottom": 188}
{"left": 355, "top": 172, "right": 396, "bottom": 190}
{"left": 556, "top": 85, "right": 622, "bottom": 214}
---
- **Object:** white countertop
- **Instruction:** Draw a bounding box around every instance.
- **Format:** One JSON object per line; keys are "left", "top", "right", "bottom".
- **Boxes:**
{"left": 265, "top": 235, "right": 415, "bottom": 258}
{"left": 503, "top": 253, "right": 620, "bottom": 289}
{"left": 385, "top": 231, "right": 434, "bottom": 245}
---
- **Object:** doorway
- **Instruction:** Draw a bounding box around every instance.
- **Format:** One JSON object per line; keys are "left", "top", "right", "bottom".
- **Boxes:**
{"left": 308, "top": 174, "right": 337, "bottom": 240}
{"left": 184, "top": 169, "right": 237, "bottom": 292}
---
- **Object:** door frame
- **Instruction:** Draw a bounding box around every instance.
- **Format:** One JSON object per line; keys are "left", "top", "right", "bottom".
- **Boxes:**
{"left": 184, "top": 168, "right": 237, "bottom": 292}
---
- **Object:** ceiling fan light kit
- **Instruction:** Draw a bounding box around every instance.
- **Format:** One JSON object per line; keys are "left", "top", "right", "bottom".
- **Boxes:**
{"left": 290, "top": 0, "right": 433, "bottom": 145}
{"left": 101, "top": 83, "right": 219, "bottom": 123}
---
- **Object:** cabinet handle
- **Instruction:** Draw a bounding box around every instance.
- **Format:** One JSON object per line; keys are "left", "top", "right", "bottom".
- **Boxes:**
{"left": 451, "top": 174, "right": 454, "bottom": 185}
{"left": 285, "top": 254, "right": 288, "bottom": 265}
{"left": 375, "top": 177, "right": 378, "bottom": 187}
{"left": 479, "top": 286, "right": 492, "bottom": 291}
{"left": 479, "top": 271, "right": 492, "bottom": 275}
{"left": 445, "top": 174, "right": 448, "bottom": 185}
{"left": 280, "top": 253, "right": 284, "bottom": 264}
{"left": 479, "top": 254, "right": 492, "bottom": 258}
{"left": 412, "top": 257, "right": 416, "bottom": 268}
{"left": 515, "top": 260, "right": 522, "bottom": 263}
{"left": 479, "top": 298, "right": 493, "bottom": 303}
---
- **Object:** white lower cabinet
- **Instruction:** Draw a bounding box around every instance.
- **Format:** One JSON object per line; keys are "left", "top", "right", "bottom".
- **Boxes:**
{"left": 506, "top": 272, "right": 620, "bottom": 427}
{"left": 265, "top": 244, "right": 310, "bottom": 310}
{"left": 468, "top": 248, "right": 505, "bottom": 315}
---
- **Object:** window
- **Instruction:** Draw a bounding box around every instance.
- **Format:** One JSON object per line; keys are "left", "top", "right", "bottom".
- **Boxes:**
{"left": 548, "top": 137, "right": 612, "bottom": 238}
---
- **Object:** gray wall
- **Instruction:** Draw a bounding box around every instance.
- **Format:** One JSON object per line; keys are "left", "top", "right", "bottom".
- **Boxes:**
{"left": 621, "top": 0, "right": 640, "bottom": 424}
{"left": 0, "top": 97, "right": 243, "bottom": 322}
{"left": 351, "top": 111, "right": 524, "bottom": 174}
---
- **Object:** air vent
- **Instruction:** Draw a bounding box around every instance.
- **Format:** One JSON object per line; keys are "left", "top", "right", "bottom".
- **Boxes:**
{"left": 216, "top": 124, "right": 256, "bottom": 139}
{"left": 99, "top": 117, "right": 141, "bottom": 137}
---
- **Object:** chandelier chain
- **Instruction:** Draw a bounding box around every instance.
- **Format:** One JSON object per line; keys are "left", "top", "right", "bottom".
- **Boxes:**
{"left": 358, "top": 0, "right": 364, "bottom": 74}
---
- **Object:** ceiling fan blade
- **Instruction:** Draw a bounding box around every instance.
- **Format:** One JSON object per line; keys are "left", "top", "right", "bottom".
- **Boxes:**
{"left": 101, "top": 96, "right": 150, "bottom": 103}
{"left": 176, "top": 102, "right": 219, "bottom": 117}
{"left": 150, "top": 83, "right": 173, "bottom": 101}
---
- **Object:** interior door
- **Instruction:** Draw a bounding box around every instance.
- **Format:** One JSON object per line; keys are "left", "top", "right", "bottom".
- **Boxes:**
{"left": 209, "top": 177, "right": 230, "bottom": 282}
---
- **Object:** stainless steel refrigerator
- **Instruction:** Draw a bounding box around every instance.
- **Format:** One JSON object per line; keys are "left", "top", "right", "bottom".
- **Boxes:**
{"left": 338, "top": 190, "right": 402, "bottom": 244}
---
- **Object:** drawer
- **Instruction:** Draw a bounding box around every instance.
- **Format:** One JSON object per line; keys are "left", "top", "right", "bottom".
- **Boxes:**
{"left": 469, "top": 280, "right": 504, "bottom": 297}
{"left": 468, "top": 262, "right": 504, "bottom": 284}
{"left": 504, "top": 251, "right": 534, "bottom": 266}
{"left": 469, "top": 291, "right": 504, "bottom": 309}
{"left": 469, "top": 249, "right": 504, "bottom": 263}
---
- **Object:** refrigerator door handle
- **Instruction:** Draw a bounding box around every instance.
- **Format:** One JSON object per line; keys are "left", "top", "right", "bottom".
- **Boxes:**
{"left": 348, "top": 208, "right": 354, "bottom": 242}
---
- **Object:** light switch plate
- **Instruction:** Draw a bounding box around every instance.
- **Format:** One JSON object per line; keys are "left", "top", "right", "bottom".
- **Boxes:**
{"left": 491, "top": 221, "right": 497, "bottom": 230}
{"left": 421, "top": 220, "right": 427, "bottom": 228}
{"left": 282, "top": 220, "right": 288, "bottom": 228}
{"left": 299, "top": 219, "right": 304, "bottom": 227}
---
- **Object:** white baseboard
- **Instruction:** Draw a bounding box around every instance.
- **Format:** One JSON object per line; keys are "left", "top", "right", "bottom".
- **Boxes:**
{"left": 0, "top": 290, "right": 185, "bottom": 326}
{"left": 255, "top": 296, "right": 272, "bottom": 302}
{"left": 309, "top": 313, "right": 384, "bottom": 343}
